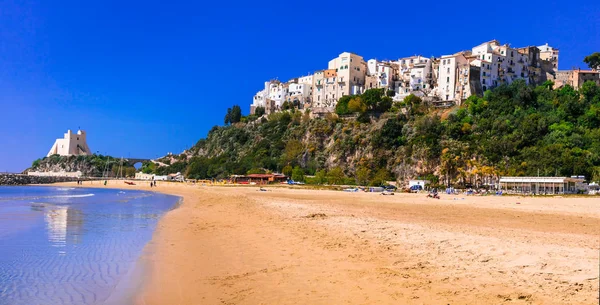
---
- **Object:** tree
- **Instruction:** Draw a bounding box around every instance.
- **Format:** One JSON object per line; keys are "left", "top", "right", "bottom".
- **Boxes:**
{"left": 284, "top": 140, "right": 303, "bottom": 165}
{"left": 282, "top": 165, "right": 293, "bottom": 177}
{"left": 355, "top": 167, "right": 370, "bottom": 186}
{"left": 315, "top": 169, "right": 327, "bottom": 184}
{"left": 370, "top": 168, "right": 391, "bottom": 186}
{"left": 255, "top": 106, "right": 266, "bottom": 116}
{"left": 224, "top": 107, "right": 232, "bottom": 125}
{"left": 404, "top": 94, "right": 423, "bottom": 115}
{"left": 230, "top": 105, "right": 242, "bottom": 123}
{"left": 327, "top": 167, "right": 345, "bottom": 185}
{"left": 378, "top": 96, "right": 393, "bottom": 112}
{"left": 583, "top": 52, "right": 600, "bottom": 70}
{"left": 247, "top": 168, "right": 266, "bottom": 174}
{"left": 362, "top": 88, "right": 384, "bottom": 110}
{"left": 335, "top": 95, "right": 353, "bottom": 115}
{"left": 291, "top": 166, "right": 305, "bottom": 182}
{"left": 348, "top": 97, "right": 367, "bottom": 113}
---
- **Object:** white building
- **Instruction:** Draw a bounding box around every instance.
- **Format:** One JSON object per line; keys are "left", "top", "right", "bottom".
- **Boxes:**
{"left": 47, "top": 129, "right": 91, "bottom": 157}
{"left": 326, "top": 52, "right": 367, "bottom": 103}
{"left": 286, "top": 82, "right": 312, "bottom": 108}
{"left": 538, "top": 43, "right": 559, "bottom": 72}
{"left": 393, "top": 56, "right": 433, "bottom": 100}
{"left": 251, "top": 80, "right": 288, "bottom": 114}
{"left": 437, "top": 55, "right": 460, "bottom": 102}
{"left": 365, "top": 59, "right": 397, "bottom": 91}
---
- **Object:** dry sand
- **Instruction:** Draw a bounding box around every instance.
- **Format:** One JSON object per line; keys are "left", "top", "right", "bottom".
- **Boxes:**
{"left": 52, "top": 181, "right": 599, "bottom": 304}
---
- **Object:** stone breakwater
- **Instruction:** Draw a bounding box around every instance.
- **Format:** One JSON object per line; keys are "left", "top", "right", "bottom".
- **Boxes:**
{"left": 0, "top": 174, "right": 78, "bottom": 185}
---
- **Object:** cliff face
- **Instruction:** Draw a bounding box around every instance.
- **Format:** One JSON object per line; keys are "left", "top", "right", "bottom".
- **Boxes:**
{"left": 161, "top": 111, "right": 442, "bottom": 183}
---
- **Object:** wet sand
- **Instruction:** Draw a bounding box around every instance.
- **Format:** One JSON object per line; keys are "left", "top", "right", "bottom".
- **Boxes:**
{"left": 52, "top": 181, "right": 599, "bottom": 304}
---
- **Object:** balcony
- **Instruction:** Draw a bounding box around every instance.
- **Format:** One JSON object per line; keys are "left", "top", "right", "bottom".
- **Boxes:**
{"left": 518, "top": 59, "right": 524, "bottom": 64}
{"left": 337, "top": 78, "right": 345, "bottom": 83}
{"left": 507, "top": 68, "right": 515, "bottom": 74}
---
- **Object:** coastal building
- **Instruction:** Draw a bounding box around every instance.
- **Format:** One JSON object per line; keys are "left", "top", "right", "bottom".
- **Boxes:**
{"left": 230, "top": 173, "right": 287, "bottom": 185}
{"left": 47, "top": 129, "right": 91, "bottom": 157}
{"left": 437, "top": 54, "right": 461, "bottom": 102}
{"left": 499, "top": 176, "right": 585, "bottom": 194}
{"left": 538, "top": 43, "right": 559, "bottom": 73}
{"left": 516, "top": 46, "right": 549, "bottom": 85}
{"left": 285, "top": 82, "right": 312, "bottom": 109}
{"left": 366, "top": 59, "right": 398, "bottom": 92}
{"left": 251, "top": 40, "right": 565, "bottom": 113}
{"left": 135, "top": 172, "right": 155, "bottom": 180}
{"left": 312, "top": 68, "right": 340, "bottom": 110}
{"left": 311, "top": 70, "right": 327, "bottom": 108}
{"left": 326, "top": 52, "right": 367, "bottom": 103}
{"left": 251, "top": 80, "right": 288, "bottom": 114}
{"left": 393, "top": 56, "right": 434, "bottom": 100}
{"left": 554, "top": 69, "right": 600, "bottom": 89}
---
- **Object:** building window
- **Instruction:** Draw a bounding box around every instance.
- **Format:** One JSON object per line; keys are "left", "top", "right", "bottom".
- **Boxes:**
{"left": 446, "top": 77, "right": 449, "bottom": 82}
{"left": 447, "top": 67, "right": 450, "bottom": 73}
{"left": 483, "top": 72, "right": 486, "bottom": 76}
{"left": 482, "top": 79, "right": 486, "bottom": 84}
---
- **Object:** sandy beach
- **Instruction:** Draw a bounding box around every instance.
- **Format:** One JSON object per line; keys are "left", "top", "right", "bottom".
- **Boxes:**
{"left": 51, "top": 181, "right": 599, "bottom": 304}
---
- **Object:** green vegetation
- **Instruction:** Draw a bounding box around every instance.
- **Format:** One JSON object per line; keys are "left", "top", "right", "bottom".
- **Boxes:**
{"left": 583, "top": 52, "right": 600, "bottom": 70}
{"left": 224, "top": 105, "right": 242, "bottom": 125}
{"left": 335, "top": 88, "right": 394, "bottom": 115}
{"left": 145, "top": 79, "right": 600, "bottom": 186}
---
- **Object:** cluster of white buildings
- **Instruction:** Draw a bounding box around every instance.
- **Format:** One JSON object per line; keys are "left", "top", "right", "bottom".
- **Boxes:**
{"left": 250, "top": 40, "right": 599, "bottom": 115}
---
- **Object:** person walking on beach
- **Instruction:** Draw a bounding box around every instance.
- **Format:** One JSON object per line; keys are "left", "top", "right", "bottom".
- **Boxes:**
{"left": 150, "top": 181, "right": 153, "bottom": 188}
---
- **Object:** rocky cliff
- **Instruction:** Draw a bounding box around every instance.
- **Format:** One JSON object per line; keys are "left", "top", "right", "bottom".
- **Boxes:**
{"left": 26, "top": 155, "right": 137, "bottom": 178}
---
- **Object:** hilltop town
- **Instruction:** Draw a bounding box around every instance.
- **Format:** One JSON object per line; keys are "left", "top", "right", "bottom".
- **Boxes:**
{"left": 250, "top": 40, "right": 599, "bottom": 115}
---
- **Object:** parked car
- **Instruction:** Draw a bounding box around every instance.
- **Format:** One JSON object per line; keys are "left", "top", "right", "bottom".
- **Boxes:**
{"left": 383, "top": 184, "right": 397, "bottom": 191}
{"left": 409, "top": 185, "right": 423, "bottom": 192}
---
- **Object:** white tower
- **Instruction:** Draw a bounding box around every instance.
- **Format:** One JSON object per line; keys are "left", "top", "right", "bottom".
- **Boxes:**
{"left": 47, "top": 129, "right": 92, "bottom": 157}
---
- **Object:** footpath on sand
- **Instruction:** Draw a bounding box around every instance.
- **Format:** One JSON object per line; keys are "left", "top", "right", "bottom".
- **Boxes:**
{"left": 52, "top": 181, "right": 600, "bottom": 304}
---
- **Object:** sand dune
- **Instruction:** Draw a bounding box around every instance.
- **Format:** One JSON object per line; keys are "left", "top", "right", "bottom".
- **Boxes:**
{"left": 52, "top": 181, "right": 600, "bottom": 304}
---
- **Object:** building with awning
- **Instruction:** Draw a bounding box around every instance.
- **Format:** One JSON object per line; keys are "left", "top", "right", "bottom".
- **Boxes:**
{"left": 499, "top": 176, "right": 585, "bottom": 194}
{"left": 230, "top": 174, "right": 287, "bottom": 185}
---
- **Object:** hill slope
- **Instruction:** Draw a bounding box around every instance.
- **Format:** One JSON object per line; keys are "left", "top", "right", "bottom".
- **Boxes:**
{"left": 140, "top": 81, "right": 600, "bottom": 187}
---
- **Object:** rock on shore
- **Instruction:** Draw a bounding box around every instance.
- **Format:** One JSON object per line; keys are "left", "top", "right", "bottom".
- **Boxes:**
{"left": 0, "top": 174, "right": 78, "bottom": 186}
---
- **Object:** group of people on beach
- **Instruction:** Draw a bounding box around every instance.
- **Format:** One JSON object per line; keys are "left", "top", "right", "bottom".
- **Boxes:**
{"left": 76, "top": 180, "right": 83, "bottom": 185}
{"left": 150, "top": 180, "right": 157, "bottom": 188}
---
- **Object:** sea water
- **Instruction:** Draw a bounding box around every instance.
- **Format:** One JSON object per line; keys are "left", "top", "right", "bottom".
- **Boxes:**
{"left": 0, "top": 186, "right": 180, "bottom": 305}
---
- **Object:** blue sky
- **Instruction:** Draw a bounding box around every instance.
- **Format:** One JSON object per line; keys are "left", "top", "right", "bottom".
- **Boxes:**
{"left": 0, "top": 0, "right": 598, "bottom": 172}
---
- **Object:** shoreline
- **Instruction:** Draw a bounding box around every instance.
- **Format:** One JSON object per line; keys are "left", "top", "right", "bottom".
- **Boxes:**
{"left": 43, "top": 181, "right": 599, "bottom": 304}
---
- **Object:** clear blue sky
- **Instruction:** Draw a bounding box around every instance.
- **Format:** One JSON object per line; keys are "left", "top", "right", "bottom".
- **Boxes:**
{"left": 0, "top": 0, "right": 598, "bottom": 172}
